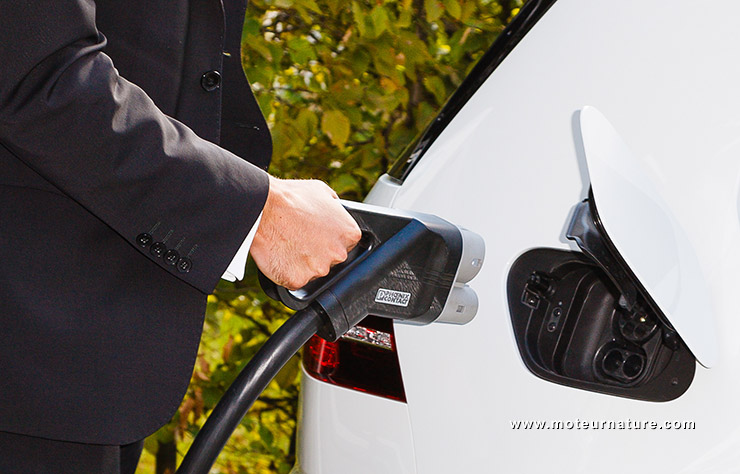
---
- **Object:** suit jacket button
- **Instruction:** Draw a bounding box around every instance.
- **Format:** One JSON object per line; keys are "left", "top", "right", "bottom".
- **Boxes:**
{"left": 150, "top": 242, "right": 167, "bottom": 258}
{"left": 176, "top": 257, "right": 193, "bottom": 273}
{"left": 201, "top": 71, "right": 221, "bottom": 92}
{"left": 136, "top": 233, "right": 153, "bottom": 247}
{"left": 164, "top": 249, "right": 180, "bottom": 266}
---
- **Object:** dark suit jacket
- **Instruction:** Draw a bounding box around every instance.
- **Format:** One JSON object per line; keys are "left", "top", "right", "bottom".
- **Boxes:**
{"left": 0, "top": 0, "right": 271, "bottom": 444}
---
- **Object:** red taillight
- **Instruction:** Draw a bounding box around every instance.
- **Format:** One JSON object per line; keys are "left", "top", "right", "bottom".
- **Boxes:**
{"left": 305, "top": 336, "right": 339, "bottom": 373}
{"left": 303, "top": 316, "right": 406, "bottom": 402}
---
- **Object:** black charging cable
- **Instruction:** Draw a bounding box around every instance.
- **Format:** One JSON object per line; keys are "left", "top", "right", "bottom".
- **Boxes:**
{"left": 176, "top": 305, "right": 324, "bottom": 474}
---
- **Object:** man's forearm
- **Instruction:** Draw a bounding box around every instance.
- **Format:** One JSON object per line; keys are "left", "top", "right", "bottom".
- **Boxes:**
{"left": 0, "top": 0, "right": 269, "bottom": 293}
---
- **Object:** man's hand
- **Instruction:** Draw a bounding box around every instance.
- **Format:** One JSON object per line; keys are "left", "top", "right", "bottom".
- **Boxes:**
{"left": 250, "top": 176, "right": 362, "bottom": 290}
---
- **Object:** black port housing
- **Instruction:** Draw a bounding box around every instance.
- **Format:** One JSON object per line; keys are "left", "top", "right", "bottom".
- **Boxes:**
{"left": 507, "top": 248, "right": 695, "bottom": 402}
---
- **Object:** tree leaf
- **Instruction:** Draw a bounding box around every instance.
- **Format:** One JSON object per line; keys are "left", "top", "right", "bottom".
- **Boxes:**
{"left": 222, "top": 334, "right": 234, "bottom": 362}
{"left": 287, "top": 37, "right": 316, "bottom": 64}
{"left": 351, "top": 2, "right": 367, "bottom": 37}
{"left": 295, "top": 108, "right": 319, "bottom": 139}
{"left": 259, "top": 425, "right": 275, "bottom": 447}
{"left": 325, "top": 0, "right": 345, "bottom": 15}
{"left": 460, "top": 0, "right": 477, "bottom": 22}
{"left": 274, "top": 355, "right": 300, "bottom": 389}
{"left": 369, "top": 44, "right": 399, "bottom": 78}
{"left": 246, "top": 39, "right": 274, "bottom": 62}
{"left": 330, "top": 173, "right": 360, "bottom": 196}
{"left": 397, "top": 31, "right": 432, "bottom": 65}
{"left": 396, "top": 8, "right": 412, "bottom": 28}
{"left": 369, "top": 6, "right": 391, "bottom": 37}
{"left": 424, "top": 0, "right": 443, "bottom": 22}
{"left": 379, "top": 76, "right": 399, "bottom": 93}
{"left": 243, "top": 18, "right": 261, "bottom": 36}
{"left": 423, "top": 76, "right": 447, "bottom": 105}
{"left": 321, "top": 110, "right": 351, "bottom": 148}
{"left": 443, "top": 0, "right": 462, "bottom": 20}
{"left": 295, "top": 0, "right": 322, "bottom": 14}
{"left": 348, "top": 47, "right": 371, "bottom": 76}
{"left": 272, "top": 122, "right": 306, "bottom": 159}
{"left": 329, "top": 80, "right": 364, "bottom": 106}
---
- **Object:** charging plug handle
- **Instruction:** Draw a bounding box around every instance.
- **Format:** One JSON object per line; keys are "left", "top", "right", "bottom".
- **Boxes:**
{"left": 314, "top": 219, "right": 432, "bottom": 340}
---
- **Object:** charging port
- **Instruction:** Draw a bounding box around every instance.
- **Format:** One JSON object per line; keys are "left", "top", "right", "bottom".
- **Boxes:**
{"left": 507, "top": 248, "right": 695, "bottom": 402}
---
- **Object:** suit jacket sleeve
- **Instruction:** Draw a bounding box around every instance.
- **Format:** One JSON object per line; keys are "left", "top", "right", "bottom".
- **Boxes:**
{"left": 0, "top": 0, "right": 268, "bottom": 294}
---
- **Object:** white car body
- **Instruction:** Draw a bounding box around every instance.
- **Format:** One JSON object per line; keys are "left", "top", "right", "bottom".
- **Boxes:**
{"left": 294, "top": 0, "right": 740, "bottom": 472}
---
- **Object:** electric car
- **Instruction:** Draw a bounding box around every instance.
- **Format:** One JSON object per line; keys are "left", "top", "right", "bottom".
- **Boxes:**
{"left": 293, "top": 0, "right": 740, "bottom": 472}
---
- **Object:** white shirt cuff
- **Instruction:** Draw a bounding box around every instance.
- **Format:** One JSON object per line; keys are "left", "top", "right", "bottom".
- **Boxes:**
{"left": 221, "top": 212, "right": 262, "bottom": 282}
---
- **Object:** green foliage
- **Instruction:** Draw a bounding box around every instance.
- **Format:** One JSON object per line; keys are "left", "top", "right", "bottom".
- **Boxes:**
{"left": 245, "top": 0, "right": 524, "bottom": 201}
{"left": 139, "top": 0, "right": 523, "bottom": 473}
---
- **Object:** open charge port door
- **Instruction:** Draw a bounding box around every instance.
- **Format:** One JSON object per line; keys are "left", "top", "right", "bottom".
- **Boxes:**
{"left": 508, "top": 247, "right": 695, "bottom": 401}
{"left": 504, "top": 106, "right": 719, "bottom": 401}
